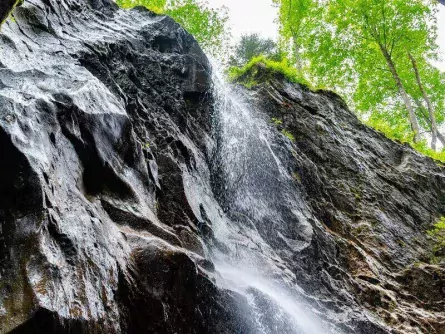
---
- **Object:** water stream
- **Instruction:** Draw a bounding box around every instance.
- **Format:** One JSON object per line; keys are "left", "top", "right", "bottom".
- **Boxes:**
{"left": 208, "top": 64, "right": 329, "bottom": 334}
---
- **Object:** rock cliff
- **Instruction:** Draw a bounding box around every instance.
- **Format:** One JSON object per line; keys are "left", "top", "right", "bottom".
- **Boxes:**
{"left": 0, "top": 1, "right": 443, "bottom": 333}
{"left": 0, "top": 0, "right": 22, "bottom": 26}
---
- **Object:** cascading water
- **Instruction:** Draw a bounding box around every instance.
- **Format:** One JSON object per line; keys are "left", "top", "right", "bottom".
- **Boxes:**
{"left": 207, "top": 63, "right": 333, "bottom": 334}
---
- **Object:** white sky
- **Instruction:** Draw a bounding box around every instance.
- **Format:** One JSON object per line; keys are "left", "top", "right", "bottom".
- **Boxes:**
{"left": 436, "top": 6, "right": 445, "bottom": 70}
{"left": 209, "top": 0, "right": 279, "bottom": 41}
{"left": 208, "top": 0, "right": 445, "bottom": 70}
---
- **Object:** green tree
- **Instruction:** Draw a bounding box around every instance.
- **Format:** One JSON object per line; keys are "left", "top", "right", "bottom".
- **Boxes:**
{"left": 272, "top": 0, "right": 320, "bottom": 72}
{"left": 407, "top": 53, "right": 445, "bottom": 149}
{"left": 230, "top": 33, "right": 281, "bottom": 66}
{"left": 116, "top": 0, "right": 230, "bottom": 56}
{"left": 276, "top": 0, "right": 444, "bottom": 149}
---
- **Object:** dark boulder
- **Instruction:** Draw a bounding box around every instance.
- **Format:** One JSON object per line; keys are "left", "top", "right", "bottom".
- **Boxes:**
{"left": 0, "top": 0, "right": 239, "bottom": 332}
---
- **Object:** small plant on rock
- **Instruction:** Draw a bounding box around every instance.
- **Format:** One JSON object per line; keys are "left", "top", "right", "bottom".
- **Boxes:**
{"left": 281, "top": 129, "right": 295, "bottom": 142}
{"left": 271, "top": 118, "right": 283, "bottom": 126}
{"left": 427, "top": 217, "right": 445, "bottom": 264}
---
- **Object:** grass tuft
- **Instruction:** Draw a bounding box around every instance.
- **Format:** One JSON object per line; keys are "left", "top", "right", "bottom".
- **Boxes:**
{"left": 228, "top": 56, "right": 310, "bottom": 88}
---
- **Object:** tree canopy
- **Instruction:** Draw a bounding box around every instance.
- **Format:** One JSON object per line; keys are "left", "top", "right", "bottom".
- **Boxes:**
{"left": 273, "top": 0, "right": 445, "bottom": 155}
{"left": 117, "top": 0, "right": 445, "bottom": 160}
{"left": 116, "top": 0, "right": 230, "bottom": 56}
{"left": 229, "top": 33, "right": 281, "bottom": 66}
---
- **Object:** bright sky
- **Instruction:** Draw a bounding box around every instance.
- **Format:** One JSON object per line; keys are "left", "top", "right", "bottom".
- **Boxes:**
{"left": 209, "top": 0, "right": 279, "bottom": 41}
{"left": 208, "top": 0, "right": 445, "bottom": 70}
{"left": 436, "top": 6, "right": 445, "bottom": 70}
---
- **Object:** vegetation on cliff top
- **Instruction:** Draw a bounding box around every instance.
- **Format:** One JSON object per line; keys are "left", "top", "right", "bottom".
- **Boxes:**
{"left": 274, "top": 0, "right": 445, "bottom": 152}
{"left": 116, "top": 0, "right": 230, "bottom": 56}
{"left": 228, "top": 56, "right": 309, "bottom": 88}
{"left": 229, "top": 56, "right": 445, "bottom": 163}
{"left": 117, "top": 0, "right": 445, "bottom": 162}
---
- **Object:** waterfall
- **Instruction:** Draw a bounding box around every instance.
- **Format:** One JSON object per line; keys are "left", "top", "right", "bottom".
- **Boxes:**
{"left": 207, "top": 63, "right": 331, "bottom": 334}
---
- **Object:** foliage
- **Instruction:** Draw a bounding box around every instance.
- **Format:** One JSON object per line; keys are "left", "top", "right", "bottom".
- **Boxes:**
{"left": 281, "top": 129, "right": 296, "bottom": 142}
{"left": 274, "top": 0, "right": 445, "bottom": 150}
{"left": 412, "top": 142, "right": 445, "bottom": 163}
{"left": 427, "top": 217, "right": 445, "bottom": 264}
{"left": 367, "top": 115, "right": 445, "bottom": 162}
{"left": 116, "top": 0, "right": 230, "bottom": 56}
{"left": 116, "top": 0, "right": 167, "bottom": 13}
{"left": 271, "top": 118, "right": 283, "bottom": 126}
{"left": 272, "top": 0, "right": 322, "bottom": 70}
{"left": 230, "top": 33, "right": 282, "bottom": 67}
{"left": 228, "top": 55, "right": 309, "bottom": 88}
{"left": 166, "top": 0, "right": 230, "bottom": 56}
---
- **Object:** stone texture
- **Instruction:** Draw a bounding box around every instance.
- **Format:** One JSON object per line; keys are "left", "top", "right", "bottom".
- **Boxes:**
{"left": 0, "top": 0, "right": 22, "bottom": 26}
{"left": 236, "top": 65, "right": 445, "bottom": 333}
{"left": 0, "top": 1, "right": 245, "bottom": 333}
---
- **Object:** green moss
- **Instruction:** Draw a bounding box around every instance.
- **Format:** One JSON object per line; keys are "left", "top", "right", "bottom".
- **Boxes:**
{"left": 351, "top": 219, "right": 368, "bottom": 235}
{"left": 350, "top": 187, "right": 362, "bottom": 201}
{"left": 0, "top": 0, "right": 22, "bottom": 28}
{"left": 281, "top": 129, "right": 295, "bottom": 142}
{"left": 8, "top": 13, "right": 16, "bottom": 23}
{"left": 292, "top": 171, "right": 301, "bottom": 183}
{"left": 396, "top": 239, "right": 406, "bottom": 248}
{"left": 366, "top": 119, "right": 445, "bottom": 163}
{"left": 427, "top": 217, "right": 445, "bottom": 264}
{"left": 228, "top": 56, "right": 311, "bottom": 88}
{"left": 413, "top": 261, "right": 423, "bottom": 268}
{"left": 271, "top": 118, "right": 296, "bottom": 143}
{"left": 271, "top": 118, "right": 283, "bottom": 126}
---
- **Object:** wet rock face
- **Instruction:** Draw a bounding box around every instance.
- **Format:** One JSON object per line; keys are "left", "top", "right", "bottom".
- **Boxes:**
{"left": 0, "top": 1, "right": 444, "bottom": 334}
{"left": 0, "top": 1, "right": 241, "bottom": 333}
{"left": 241, "top": 66, "right": 445, "bottom": 333}
{"left": 0, "top": 0, "right": 22, "bottom": 26}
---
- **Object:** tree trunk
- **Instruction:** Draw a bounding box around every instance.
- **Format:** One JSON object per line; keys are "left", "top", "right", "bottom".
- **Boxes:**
{"left": 437, "top": 132, "right": 445, "bottom": 147}
{"left": 379, "top": 44, "right": 421, "bottom": 142}
{"left": 408, "top": 53, "right": 438, "bottom": 150}
{"left": 287, "top": 0, "right": 303, "bottom": 72}
{"left": 414, "top": 99, "right": 445, "bottom": 148}
{"left": 0, "top": 0, "right": 22, "bottom": 27}
{"left": 293, "top": 40, "right": 302, "bottom": 72}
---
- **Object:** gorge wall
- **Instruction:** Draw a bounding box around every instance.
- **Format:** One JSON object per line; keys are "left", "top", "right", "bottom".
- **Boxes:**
{"left": 0, "top": 1, "right": 444, "bottom": 333}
